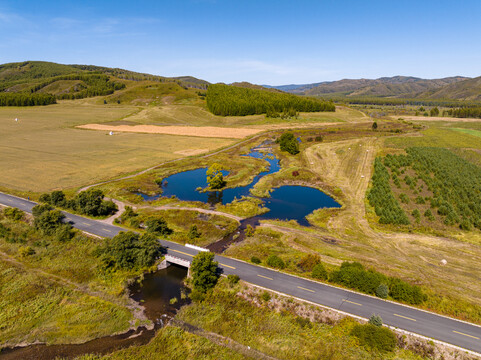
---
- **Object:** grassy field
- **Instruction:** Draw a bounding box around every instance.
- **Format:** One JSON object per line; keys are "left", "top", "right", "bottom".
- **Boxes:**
{"left": 175, "top": 279, "right": 422, "bottom": 360}
{"left": 0, "top": 102, "right": 234, "bottom": 192}
{"left": 385, "top": 126, "right": 481, "bottom": 148}
{"left": 0, "top": 212, "right": 153, "bottom": 347}
{"left": 0, "top": 257, "right": 132, "bottom": 347}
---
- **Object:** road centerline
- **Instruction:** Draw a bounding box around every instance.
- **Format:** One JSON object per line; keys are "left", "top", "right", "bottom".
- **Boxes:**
{"left": 453, "top": 330, "right": 479, "bottom": 340}
{"left": 257, "top": 274, "right": 273, "bottom": 280}
{"left": 170, "top": 249, "right": 193, "bottom": 257}
{"left": 297, "top": 286, "right": 315, "bottom": 293}
{"left": 343, "top": 299, "right": 362, "bottom": 306}
{"left": 394, "top": 314, "right": 416, "bottom": 322}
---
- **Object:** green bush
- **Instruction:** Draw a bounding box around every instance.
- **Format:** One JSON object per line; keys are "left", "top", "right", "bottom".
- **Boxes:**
{"left": 3, "top": 207, "right": 24, "bottom": 221}
{"left": 261, "top": 291, "right": 271, "bottom": 302}
{"left": 18, "top": 246, "right": 35, "bottom": 257}
{"left": 375, "top": 284, "right": 389, "bottom": 299}
{"left": 266, "top": 255, "right": 285, "bottom": 269}
{"left": 250, "top": 256, "right": 261, "bottom": 264}
{"left": 311, "top": 263, "right": 328, "bottom": 280}
{"left": 278, "top": 132, "right": 299, "bottom": 155}
{"left": 330, "top": 262, "right": 426, "bottom": 305}
{"left": 145, "top": 217, "right": 173, "bottom": 236}
{"left": 99, "top": 231, "right": 163, "bottom": 270}
{"left": 368, "top": 314, "right": 383, "bottom": 327}
{"left": 188, "top": 225, "right": 201, "bottom": 239}
{"left": 351, "top": 324, "right": 396, "bottom": 352}
{"left": 227, "top": 274, "right": 240, "bottom": 287}
{"left": 34, "top": 208, "right": 65, "bottom": 235}
{"left": 389, "top": 278, "right": 426, "bottom": 305}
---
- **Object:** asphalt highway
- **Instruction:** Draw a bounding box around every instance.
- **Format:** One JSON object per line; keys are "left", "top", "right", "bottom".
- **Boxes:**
{"left": 1, "top": 192, "right": 480, "bottom": 354}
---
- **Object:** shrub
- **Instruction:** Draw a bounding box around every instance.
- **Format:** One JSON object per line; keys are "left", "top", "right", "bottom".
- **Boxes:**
{"left": 188, "top": 225, "right": 201, "bottom": 239}
{"left": 311, "top": 263, "right": 328, "bottom": 280}
{"left": 19, "top": 246, "right": 35, "bottom": 257}
{"left": 297, "top": 254, "right": 321, "bottom": 272}
{"left": 50, "top": 190, "right": 67, "bottom": 207}
{"left": 145, "top": 217, "right": 173, "bottom": 236}
{"left": 389, "top": 278, "right": 426, "bottom": 305}
{"left": 227, "top": 274, "right": 240, "bottom": 287}
{"left": 3, "top": 207, "right": 24, "bottom": 221}
{"left": 376, "top": 283, "right": 389, "bottom": 299}
{"left": 55, "top": 223, "right": 75, "bottom": 242}
{"left": 72, "top": 189, "right": 117, "bottom": 217}
{"left": 292, "top": 170, "right": 299, "bottom": 177}
{"left": 278, "top": 132, "right": 299, "bottom": 155}
{"left": 295, "top": 316, "right": 312, "bottom": 329}
{"left": 99, "top": 231, "right": 163, "bottom": 270}
{"left": 369, "top": 314, "right": 383, "bottom": 327}
{"left": 351, "top": 324, "right": 396, "bottom": 352}
{"left": 261, "top": 291, "right": 271, "bottom": 302}
{"left": 266, "top": 255, "right": 285, "bottom": 269}
{"left": 244, "top": 224, "right": 254, "bottom": 237}
{"left": 34, "top": 209, "right": 65, "bottom": 235}
{"left": 250, "top": 256, "right": 261, "bottom": 264}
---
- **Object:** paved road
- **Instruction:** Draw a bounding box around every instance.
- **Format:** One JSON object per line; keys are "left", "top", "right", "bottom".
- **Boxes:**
{"left": 1, "top": 192, "right": 480, "bottom": 355}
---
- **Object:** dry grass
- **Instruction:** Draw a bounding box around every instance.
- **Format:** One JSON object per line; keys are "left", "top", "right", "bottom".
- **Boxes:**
{"left": 77, "top": 124, "right": 263, "bottom": 139}
{"left": 0, "top": 103, "right": 233, "bottom": 192}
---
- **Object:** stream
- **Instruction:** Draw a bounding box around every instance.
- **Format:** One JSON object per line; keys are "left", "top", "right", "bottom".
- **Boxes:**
{"left": 0, "top": 264, "right": 189, "bottom": 360}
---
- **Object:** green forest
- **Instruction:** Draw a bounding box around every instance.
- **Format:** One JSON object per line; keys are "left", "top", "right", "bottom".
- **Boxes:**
{"left": 0, "top": 92, "right": 56, "bottom": 106}
{"left": 206, "top": 83, "right": 335, "bottom": 116}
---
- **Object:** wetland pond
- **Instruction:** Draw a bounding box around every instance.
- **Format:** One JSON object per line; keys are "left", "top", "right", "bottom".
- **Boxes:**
{"left": 0, "top": 264, "right": 189, "bottom": 360}
{"left": 138, "top": 144, "right": 340, "bottom": 227}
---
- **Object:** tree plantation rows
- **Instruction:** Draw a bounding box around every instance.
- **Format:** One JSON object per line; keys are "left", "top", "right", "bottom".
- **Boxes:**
{"left": 367, "top": 158, "right": 410, "bottom": 225}
{"left": 375, "top": 147, "right": 481, "bottom": 230}
{"left": 0, "top": 92, "right": 57, "bottom": 106}
{"left": 206, "top": 84, "right": 335, "bottom": 116}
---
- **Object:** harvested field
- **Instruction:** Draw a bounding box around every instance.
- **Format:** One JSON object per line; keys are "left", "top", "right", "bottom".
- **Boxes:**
{"left": 77, "top": 124, "right": 263, "bottom": 139}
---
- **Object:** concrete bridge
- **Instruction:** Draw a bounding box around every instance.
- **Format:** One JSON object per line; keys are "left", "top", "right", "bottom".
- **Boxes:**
{"left": 164, "top": 254, "right": 191, "bottom": 268}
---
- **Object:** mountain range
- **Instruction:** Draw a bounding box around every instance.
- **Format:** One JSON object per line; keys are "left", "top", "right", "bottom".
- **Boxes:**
{"left": 264, "top": 75, "right": 481, "bottom": 101}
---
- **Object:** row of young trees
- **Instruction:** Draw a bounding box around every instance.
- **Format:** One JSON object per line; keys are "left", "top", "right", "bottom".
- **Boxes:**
{"left": 206, "top": 84, "right": 335, "bottom": 116}
{"left": 322, "top": 95, "right": 481, "bottom": 108}
{"left": 367, "top": 158, "right": 410, "bottom": 225}
{"left": 39, "top": 189, "right": 117, "bottom": 217}
{"left": 384, "top": 147, "right": 481, "bottom": 230}
{"left": 0, "top": 92, "right": 56, "bottom": 106}
{"left": 446, "top": 107, "right": 481, "bottom": 118}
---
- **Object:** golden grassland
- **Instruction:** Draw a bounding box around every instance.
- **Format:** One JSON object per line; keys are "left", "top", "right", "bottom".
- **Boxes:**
{"left": 0, "top": 102, "right": 234, "bottom": 192}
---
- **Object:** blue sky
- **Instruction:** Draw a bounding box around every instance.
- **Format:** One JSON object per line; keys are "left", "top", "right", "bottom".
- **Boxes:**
{"left": 0, "top": 0, "right": 480, "bottom": 85}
